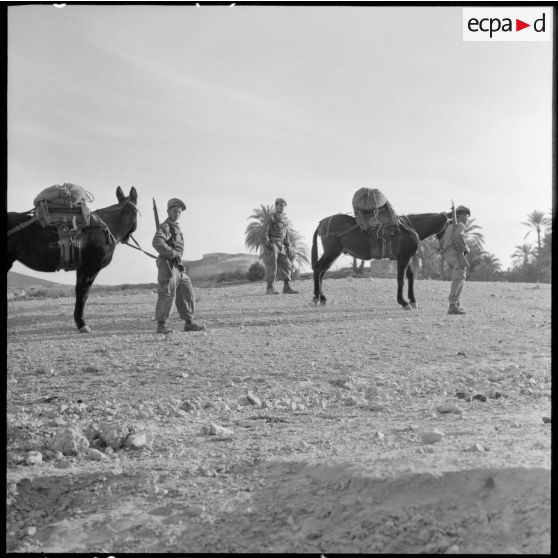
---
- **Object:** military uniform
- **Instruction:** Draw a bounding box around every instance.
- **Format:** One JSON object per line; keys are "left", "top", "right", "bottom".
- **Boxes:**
{"left": 152, "top": 199, "right": 204, "bottom": 333}
{"left": 441, "top": 205, "right": 470, "bottom": 314}
{"left": 262, "top": 198, "right": 298, "bottom": 294}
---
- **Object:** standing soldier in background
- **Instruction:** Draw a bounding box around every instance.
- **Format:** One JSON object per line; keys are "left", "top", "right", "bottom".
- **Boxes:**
{"left": 440, "top": 205, "right": 471, "bottom": 315}
{"left": 262, "top": 198, "right": 299, "bottom": 295}
{"left": 152, "top": 198, "right": 206, "bottom": 334}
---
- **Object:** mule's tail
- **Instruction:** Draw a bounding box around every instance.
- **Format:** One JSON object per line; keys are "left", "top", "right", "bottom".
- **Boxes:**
{"left": 311, "top": 225, "right": 320, "bottom": 270}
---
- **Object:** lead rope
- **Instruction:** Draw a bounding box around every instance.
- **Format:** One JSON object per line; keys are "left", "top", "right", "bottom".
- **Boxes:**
{"left": 90, "top": 213, "right": 118, "bottom": 244}
{"left": 123, "top": 235, "right": 158, "bottom": 260}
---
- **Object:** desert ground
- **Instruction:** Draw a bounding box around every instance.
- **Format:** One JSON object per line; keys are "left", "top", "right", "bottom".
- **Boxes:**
{"left": 6, "top": 276, "right": 551, "bottom": 553}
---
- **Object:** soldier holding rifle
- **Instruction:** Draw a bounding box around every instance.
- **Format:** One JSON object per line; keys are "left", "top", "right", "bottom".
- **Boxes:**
{"left": 152, "top": 198, "right": 205, "bottom": 334}
{"left": 440, "top": 203, "right": 471, "bottom": 315}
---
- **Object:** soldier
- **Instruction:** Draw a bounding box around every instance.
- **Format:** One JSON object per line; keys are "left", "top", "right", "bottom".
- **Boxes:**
{"left": 441, "top": 205, "right": 471, "bottom": 315}
{"left": 152, "top": 198, "right": 205, "bottom": 334}
{"left": 262, "top": 197, "right": 299, "bottom": 295}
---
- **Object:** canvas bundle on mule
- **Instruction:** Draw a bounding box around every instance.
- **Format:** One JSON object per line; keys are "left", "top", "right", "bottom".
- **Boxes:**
{"left": 33, "top": 183, "right": 94, "bottom": 271}
{"left": 351, "top": 188, "right": 402, "bottom": 259}
{"left": 34, "top": 183, "right": 94, "bottom": 229}
{"left": 352, "top": 188, "right": 400, "bottom": 237}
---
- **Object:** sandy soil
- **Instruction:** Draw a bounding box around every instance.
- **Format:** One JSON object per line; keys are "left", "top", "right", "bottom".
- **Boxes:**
{"left": 6, "top": 276, "right": 551, "bottom": 553}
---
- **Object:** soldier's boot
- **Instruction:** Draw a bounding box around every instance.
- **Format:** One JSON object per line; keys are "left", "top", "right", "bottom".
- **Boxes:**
{"left": 447, "top": 304, "right": 466, "bottom": 315}
{"left": 266, "top": 282, "right": 279, "bottom": 295}
{"left": 282, "top": 281, "right": 299, "bottom": 294}
{"left": 184, "top": 320, "right": 206, "bottom": 332}
{"left": 156, "top": 322, "right": 173, "bottom": 334}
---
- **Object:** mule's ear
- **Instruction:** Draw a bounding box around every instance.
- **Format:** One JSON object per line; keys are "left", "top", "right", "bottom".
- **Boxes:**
{"left": 130, "top": 186, "right": 138, "bottom": 204}
{"left": 116, "top": 186, "right": 125, "bottom": 203}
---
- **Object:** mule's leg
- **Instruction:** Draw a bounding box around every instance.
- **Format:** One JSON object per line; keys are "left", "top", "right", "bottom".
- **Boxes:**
{"left": 313, "top": 261, "right": 327, "bottom": 304}
{"left": 313, "top": 251, "right": 340, "bottom": 305}
{"left": 406, "top": 265, "right": 418, "bottom": 309}
{"left": 74, "top": 268, "right": 100, "bottom": 332}
{"left": 397, "top": 260, "right": 411, "bottom": 309}
{"left": 312, "top": 266, "right": 321, "bottom": 302}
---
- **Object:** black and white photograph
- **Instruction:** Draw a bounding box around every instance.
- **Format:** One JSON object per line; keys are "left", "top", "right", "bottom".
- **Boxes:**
{"left": 6, "top": 1, "right": 552, "bottom": 553}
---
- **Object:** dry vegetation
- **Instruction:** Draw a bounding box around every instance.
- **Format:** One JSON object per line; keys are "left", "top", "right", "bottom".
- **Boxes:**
{"left": 6, "top": 276, "right": 551, "bottom": 553}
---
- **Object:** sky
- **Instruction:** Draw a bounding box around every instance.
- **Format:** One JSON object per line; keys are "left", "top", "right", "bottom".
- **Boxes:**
{"left": 7, "top": 3, "right": 553, "bottom": 285}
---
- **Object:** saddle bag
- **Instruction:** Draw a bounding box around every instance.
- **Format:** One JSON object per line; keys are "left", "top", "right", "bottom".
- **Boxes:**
{"left": 32, "top": 183, "right": 94, "bottom": 271}
{"left": 352, "top": 188, "right": 400, "bottom": 238}
{"left": 34, "top": 183, "right": 93, "bottom": 228}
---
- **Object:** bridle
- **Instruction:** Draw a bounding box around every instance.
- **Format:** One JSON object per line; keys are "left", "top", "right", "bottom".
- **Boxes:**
{"left": 94, "top": 198, "right": 157, "bottom": 259}
{"left": 115, "top": 199, "right": 159, "bottom": 260}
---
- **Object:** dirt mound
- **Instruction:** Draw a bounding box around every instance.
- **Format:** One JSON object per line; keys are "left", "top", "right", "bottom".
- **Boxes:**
{"left": 248, "top": 462, "right": 550, "bottom": 553}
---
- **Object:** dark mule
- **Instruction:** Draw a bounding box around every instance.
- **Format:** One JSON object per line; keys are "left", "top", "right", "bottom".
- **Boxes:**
{"left": 7, "top": 186, "right": 138, "bottom": 332}
{"left": 311, "top": 212, "right": 450, "bottom": 309}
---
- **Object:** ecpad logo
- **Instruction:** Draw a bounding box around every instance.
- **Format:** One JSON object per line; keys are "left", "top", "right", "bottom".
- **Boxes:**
{"left": 468, "top": 14, "right": 545, "bottom": 37}
{"left": 463, "top": 8, "right": 551, "bottom": 42}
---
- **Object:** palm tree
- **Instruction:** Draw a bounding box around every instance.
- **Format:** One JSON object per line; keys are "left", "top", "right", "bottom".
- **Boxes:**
{"left": 464, "top": 218, "right": 485, "bottom": 251}
{"left": 534, "top": 230, "right": 552, "bottom": 282}
{"left": 245, "top": 204, "right": 273, "bottom": 254}
{"left": 522, "top": 210, "right": 550, "bottom": 252}
{"left": 480, "top": 253, "right": 502, "bottom": 272}
{"left": 244, "top": 204, "right": 309, "bottom": 271}
{"left": 284, "top": 227, "right": 310, "bottom": 271}
{"left": 471, "top": 252, "right": 502, "bottom": 281}
{"left": 511, "top": 243, "right": 533, "bottom": 268}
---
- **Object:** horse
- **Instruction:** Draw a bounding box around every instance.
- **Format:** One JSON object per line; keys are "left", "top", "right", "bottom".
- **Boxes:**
{"left": 311, "top": 212, "right": 450, "bottom": 309}
{"left": 7, "top": 186, "right": 139, "bottom": 332}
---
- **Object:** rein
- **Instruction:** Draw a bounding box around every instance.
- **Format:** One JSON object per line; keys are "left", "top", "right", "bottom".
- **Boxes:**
{"left": 123, "top": 235, "right": 158, "bottom": 259}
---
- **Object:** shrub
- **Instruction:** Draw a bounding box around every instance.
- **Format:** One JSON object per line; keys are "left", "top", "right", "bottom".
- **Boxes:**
{"left": 215, "top": 270, "right": 247, "bottom": 283}
{"left": 247, "top": 261, "right": 265, "bottom": 282}
{"left": 27, "top": 286, "right": 73, "bottom": 299}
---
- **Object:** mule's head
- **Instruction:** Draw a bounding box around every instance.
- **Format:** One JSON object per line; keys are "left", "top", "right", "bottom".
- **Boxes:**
{"left": 116, "top": 186, "right": 138, "bottom": 241}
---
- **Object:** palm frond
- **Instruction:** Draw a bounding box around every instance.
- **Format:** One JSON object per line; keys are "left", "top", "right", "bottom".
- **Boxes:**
{"left": 511, "top": 242, "right": 533, "bottom": 267}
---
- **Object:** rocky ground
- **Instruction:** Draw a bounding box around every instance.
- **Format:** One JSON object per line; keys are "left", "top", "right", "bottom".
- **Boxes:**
{"left": 6, "top": 276, "right": 551, "bottom": 553}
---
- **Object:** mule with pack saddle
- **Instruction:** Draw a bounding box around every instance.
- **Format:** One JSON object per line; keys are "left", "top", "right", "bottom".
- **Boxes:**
{"left": 7, "top": 184, "right": 139, "bottom": 332}
{"left": 311, "top": 188, "right": 450, "bottom": 309}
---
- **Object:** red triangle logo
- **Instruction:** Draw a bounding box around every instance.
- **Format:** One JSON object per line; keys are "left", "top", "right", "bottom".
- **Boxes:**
{"left": 516, "top": 19, "right": 530, "bottom": 31}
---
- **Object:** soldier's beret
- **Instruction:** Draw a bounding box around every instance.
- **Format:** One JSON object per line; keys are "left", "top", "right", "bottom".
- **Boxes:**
{"left": 455, "top": 205, "right": 471, "bottom": 216}
{"left": 275, "top": 197, "right": 287, "bottom": 206}
{"left": 167, "top": 198, "right": 186, "bottom": 211}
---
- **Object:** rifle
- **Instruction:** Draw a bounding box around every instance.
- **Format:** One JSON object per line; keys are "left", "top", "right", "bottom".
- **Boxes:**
{"left": 153, "top": 198, "right": 160, "bottom": 230}
{"left": 451, "top": 199, "right": 457, "bottom": 225}
{"left": 451, "top": 199, "right": 469, "bottom": 268}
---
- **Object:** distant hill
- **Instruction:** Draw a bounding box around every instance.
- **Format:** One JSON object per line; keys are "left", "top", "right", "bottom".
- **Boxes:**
{"left": 185, "top": 252, "right": 261, "bottom": 280}
{"left": 7, "top": 272, "right": 68, "bottom": 292}
{"left": 7, "top": 253, "right": 262, "bottom": 293}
